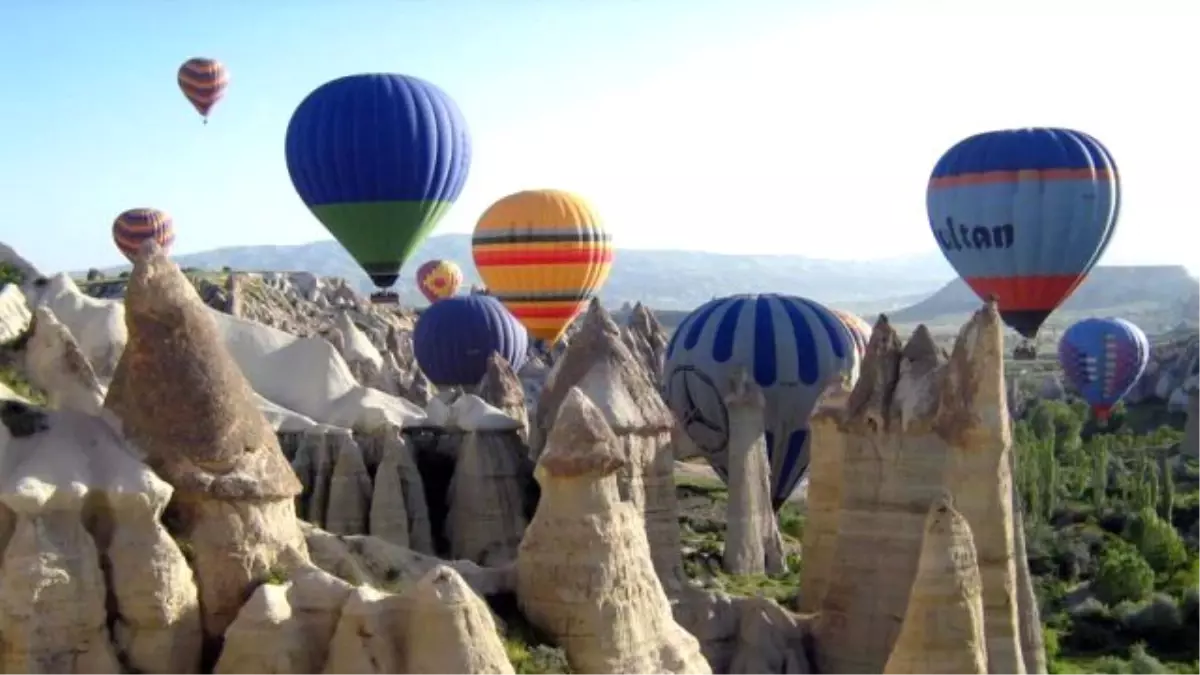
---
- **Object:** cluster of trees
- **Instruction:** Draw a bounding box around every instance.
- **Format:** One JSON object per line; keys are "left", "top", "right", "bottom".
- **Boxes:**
{"left": 1013, "top": 399, "right": 1198, "bottom": 674}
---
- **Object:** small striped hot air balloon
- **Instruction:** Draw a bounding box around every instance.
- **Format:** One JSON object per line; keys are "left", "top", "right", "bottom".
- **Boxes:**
{"left": 177, "top": 57, "right": 229, "bottom": 124}
{"left": 415, "top": 259, "right": 463, "bottom": 303}
{"left": 472, "top": 189, "right": 613, "bottom": 344}
{"left": 112, "top": 208, "right": 175, "bottom": 262}
{"left": 663, "top": 294, "right": 854, "bottom": 510}
{"left": 1058, "top": 317, "right": 1149, "bottom": 423}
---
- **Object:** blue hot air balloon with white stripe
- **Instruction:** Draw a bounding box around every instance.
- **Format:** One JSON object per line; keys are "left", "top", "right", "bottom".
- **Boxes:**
{"left": 927, "top": 128, "right": 1120, "bottom": 350}
{"left": 663, "top": 294, "right": 854, "bottom": 509}
{"left": 1058, "top": 317, "right": 1149, "bottom": 423}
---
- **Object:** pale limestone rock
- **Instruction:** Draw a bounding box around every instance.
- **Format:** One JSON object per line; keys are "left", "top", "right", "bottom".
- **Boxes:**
{"left": 404, "top": 566, "right": 514, "bottom": 674}
{"left": 884, "top": 498, "right": 988, "bottom": 674}
{"left": 534, "top": 300, "right": 684, "bottom": 589}
{"left": 517, "top": 388, "right": 710, "bottom": 674}
{"left": 621, "top": 302, "right": 669, "bottom": 387}
{"left": 323, "top": 435, "right": 371, "bottom": 535}
{"left": 22, "top": 307, "right": 107, "bottom": 415}
{"left": 214, "top": 566, "right": 354, "bottom": 674}
{"left": 727, "top": 597, "right": 813, "bottom": 674}
{"left": 810, "top": 305, "right": 1027, "bottom": 674}
{"left": 360, "top": 426, "right": 434, "bottom": 554}
{"left": 722, "top": 367, "right": 785, "bottom": 576}
{"left": 322, "top": 586, "right": 407, "bottom": 674}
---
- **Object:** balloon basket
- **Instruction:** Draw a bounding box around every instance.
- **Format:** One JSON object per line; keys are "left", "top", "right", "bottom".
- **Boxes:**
{"left": 370, "top": 292, "right": 400, "bottom": 306}
{"left": 1012, "top": 341, "right": 1038, "bottom": 361}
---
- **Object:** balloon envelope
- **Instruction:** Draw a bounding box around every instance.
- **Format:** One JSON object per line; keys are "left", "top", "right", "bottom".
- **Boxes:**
{"left": 663, "top": 293, "right": 853, "bottom": 509}
{"left": 285, "top": 74, "right": 472, "bottom": 290}
{"left": 1058, "top": 317, "right": 1149, "bottom": 421}
{"left": 112, "top": 208, "right": 175, "bottom": 262}
{"left": 416, "top": 259, "right": 463, "bottom": 303}
{"left": 472, "top": 189, "right": 612, "bottom": 344}
{"left": 177, "top": 58, "right": 229, "bottom": 119}
{"left": 828, "top": 308, "right": 872, "bottom": 389}
{"left": 927, "top": 128, "right": 1120, "bottom": 339}
{"left": 413, "top": 295, "right": 528, "bottom": 387}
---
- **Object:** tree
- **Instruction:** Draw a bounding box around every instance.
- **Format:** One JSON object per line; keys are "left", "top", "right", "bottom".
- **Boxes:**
{"left": 1127, "top": 508, "right": 1188, "bottom": 577}
{"left": 86, "top": 268, "right": 103, "bottom": 281}
{"left": 1094, "top": 539, "right": 1155, "bottom": 605}
{"left": 0, "top": 261, "right": 25, "bottom": 288}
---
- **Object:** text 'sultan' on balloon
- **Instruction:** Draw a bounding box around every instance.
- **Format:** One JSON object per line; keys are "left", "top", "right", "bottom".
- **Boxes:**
{"left": 1058, "top": 317, "right": 1149, "bottom": 422}
{"left": 472, "top": 189, "right": 613, "bottom": 344}
{"left": 926, "top": 128, "right": 1121, "bottom": 339}
{"left": 112, "top": 208, "right": 175, "bottom": 262}
{"left": 415, "top": 259, "right": 463, "bottom": 303}
{"left": 413, "top": 295, "right": 529, "bottom": 387}
{"left": 285, "top": 74, "right": 472, "bottom": 291}
{"left": 177, "top": 57, "right": 229, "bottom": 122}
{"left": 663, "top": 293, "right": 854, "bottom": 510}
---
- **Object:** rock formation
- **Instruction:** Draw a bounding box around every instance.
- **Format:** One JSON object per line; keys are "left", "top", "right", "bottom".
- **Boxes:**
{"left": 518, "top": 387, "right": 711, "bottom": 674}
{"left": 807, "top": 303, "right": 1037, "bottom": 674}
{"left": 21, "top": 307, "right": 107, "bottom": 414}
{"left": 621, "top": 302, "right": 669, "bottom": 387}
{"left": 722, "top": 367, "right": 785, "bottom": 576}
{"left": 104, "top": 241, "right": 308, "bottom": 643}
{"left": 883, "top": 497, "right": 988, "bottom": 674}
{"left": 477, "top": 352, "right": 530, "bottom": 442}
{"left": 534, "top": 299, "right": 685, "bottom": 588}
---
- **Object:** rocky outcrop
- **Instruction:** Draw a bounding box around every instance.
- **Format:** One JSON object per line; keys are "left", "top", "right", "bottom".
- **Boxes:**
{"left": 621, "top": 302, "right": 669, "bottom": 387}
{"left": 518, "top": 387, "right": 711, "bottom": 674}
{"left": 104, "top": 241, "right": 308, "bottom": 642}
{"left": 722, "top": 367, "right": 785, "bottom": 576}
{"left": 534, "top": 300, "right": 685, "bottom": 588}
{"left": 21, "top": 307, "right": 107, "bottom": 415}
{"left": 808, "top": 303, "right": 1034, "bottom": 674}
{"left": 477, "top": 352, "right": 530, "bottom": 442}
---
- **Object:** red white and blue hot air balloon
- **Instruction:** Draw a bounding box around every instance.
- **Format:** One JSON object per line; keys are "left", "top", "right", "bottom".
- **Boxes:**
{"left": 1058, "top": 317, "right": 1149, "bottom": 422}
{"left": 927, "top": 128, "right": 1121, "bottom": 354}
{"left": 663, "top": 294, "right": 855, "bottom": 510}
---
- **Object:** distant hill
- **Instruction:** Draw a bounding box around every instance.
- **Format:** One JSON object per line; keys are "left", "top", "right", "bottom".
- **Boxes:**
{"left": 890, "top": 265, "right": 1200, "bottom": 334}
{"left": 104, "top": 234, "right": 953, "bottom": 313}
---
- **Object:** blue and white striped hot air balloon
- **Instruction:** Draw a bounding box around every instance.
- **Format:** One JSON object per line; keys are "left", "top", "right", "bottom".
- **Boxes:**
{"left": 663, "top": 294, "right": 855, "bottom": 510}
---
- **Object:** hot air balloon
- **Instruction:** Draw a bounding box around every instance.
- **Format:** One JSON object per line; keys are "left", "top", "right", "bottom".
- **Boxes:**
{"left": 828, "top": 308, "right": 873, "bottom": 388}
{"left": 285, "top": 74, "right": 472, "bottom": 303}
{"left": 663, "top": 294, "right": 854, "bottom": 509}
{"left": 472, "top": 189, "right": 612, "bottom": 344}
{"left": 413, "top": 295, "right": 528, "bottom": 387}
{"left": 177, "top": 58, "right": 229, "bottom": 124}
{"left": 112, "top": 208, "right": 175, "bottom": 262}
{"left": 927, "top": 128, "right": 1120, "bottom": 360}
{"left": 416, "top": 259, "right": 463, "bottom": 303}
{"left": 1058, "top": 317, "right": 1149, "bottom": 423}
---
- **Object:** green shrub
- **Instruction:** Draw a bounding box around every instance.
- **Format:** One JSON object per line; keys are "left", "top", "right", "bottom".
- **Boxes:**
{"left": 0, "top": 262, "right": 25, "bottom": 288}
{"left": 1126, "top": 508, "right": 1189, "bottom": 576}
{"left": 1095, "top": 541, "right": 1156, "bottom": 605}
{"left": 1129, "top": 642, "right": 1170, "bottom": 674}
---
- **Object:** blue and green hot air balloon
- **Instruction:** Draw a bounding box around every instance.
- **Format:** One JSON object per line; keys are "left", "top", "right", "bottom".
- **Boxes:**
{"left": 285, "top": 74, "right": 472, "bottom": 292}
{"left": 927, "top": 128, "right": 1120, "bottom": 355}
{"left": 663, "top": 294, "right": 854, "bottom": 510}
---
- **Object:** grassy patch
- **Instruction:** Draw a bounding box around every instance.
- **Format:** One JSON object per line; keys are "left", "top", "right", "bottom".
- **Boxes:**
{"left": 0, "top": 363, "right": 46, "bottom": 405}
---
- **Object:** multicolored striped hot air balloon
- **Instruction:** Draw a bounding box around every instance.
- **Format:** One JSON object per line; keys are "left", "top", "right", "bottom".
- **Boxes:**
{"left": 829, "top": 308, "right": 873, "bottom": 388}
{"left": 663, "top": 294, "right": 854, "bottom": 510}
{"left": 285, "top": 74, "right": 472, "bottom": 294}
{"left": 472, "top": 189, "right": 613, "bottom": 344}
{"left": 413, "top": 295, "right": 529, "bottom": 387}
{"left": 1058, "top": 317, "right": 1149, "bottom": 423}
{"left": 112, "top": 208, "right": 175, "bottom": 262}
{"left": 927, "top": 128, "right": 1120, "bottom": 345}
{"left": 177, "top": 58, "right": 229, "bottom": 124}
{"left": 415, "top": 259, "right": 463, "bottom": 303}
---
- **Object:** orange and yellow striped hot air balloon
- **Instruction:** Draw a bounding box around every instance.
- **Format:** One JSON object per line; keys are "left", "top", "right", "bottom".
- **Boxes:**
{"left": 177, "top": 57, "right": 229, "bottom": 124}
{"left": 472, "top": 189, "right": 613, "bottom": 344}
{"left": 112, "top": 208, "right": 175, "bottom": 262}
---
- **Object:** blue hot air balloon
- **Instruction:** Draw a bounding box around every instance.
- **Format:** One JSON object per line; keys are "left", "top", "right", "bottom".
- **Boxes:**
{"left": 1058, "top": 317, "right": 1149, "bottom": 423}
{"left": 663, "top": 294, "right": 854, "bottom": 510}
{"left": 413, "top": 295, "right": 529, "bottom": 387}
{"left": 285, "top": 74, "right": 472, "bottom": 292}
{"left": 927, "top": 128, "right": 1120, "bottom": 345}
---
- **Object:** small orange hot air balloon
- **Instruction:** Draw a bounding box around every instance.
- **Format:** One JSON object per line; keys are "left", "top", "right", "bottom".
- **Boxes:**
{"left": 178, "top": 57, "right": 229, "bottom": 124}
{"left": 472, "top": 189, "right": 613, "bottom": 344}
{"left": 415, "top": 259, "right": 463, "bottom": 303}
{"left": 112, "top": 208, "right": 175, "bottom": 262}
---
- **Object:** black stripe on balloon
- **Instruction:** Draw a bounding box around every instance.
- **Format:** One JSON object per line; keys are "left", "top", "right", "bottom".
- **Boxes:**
{"left": 472, "top": 232, "right": 612, "bottom": 245}
{"left": 1000, "top": 310, "right": 1052, "bottom": 339}
{"left": 493, "top": 292, "right": 592, "bottom": 303}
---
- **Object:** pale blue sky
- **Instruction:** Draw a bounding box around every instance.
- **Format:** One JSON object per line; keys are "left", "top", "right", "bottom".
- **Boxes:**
{"left": 2, "top": 0, "right": 1197, "bottom": 274}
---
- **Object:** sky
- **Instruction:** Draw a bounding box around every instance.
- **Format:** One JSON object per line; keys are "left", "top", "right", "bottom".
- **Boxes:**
{"left": 2, "top": 0, "right": 1197, "bottom": 274}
